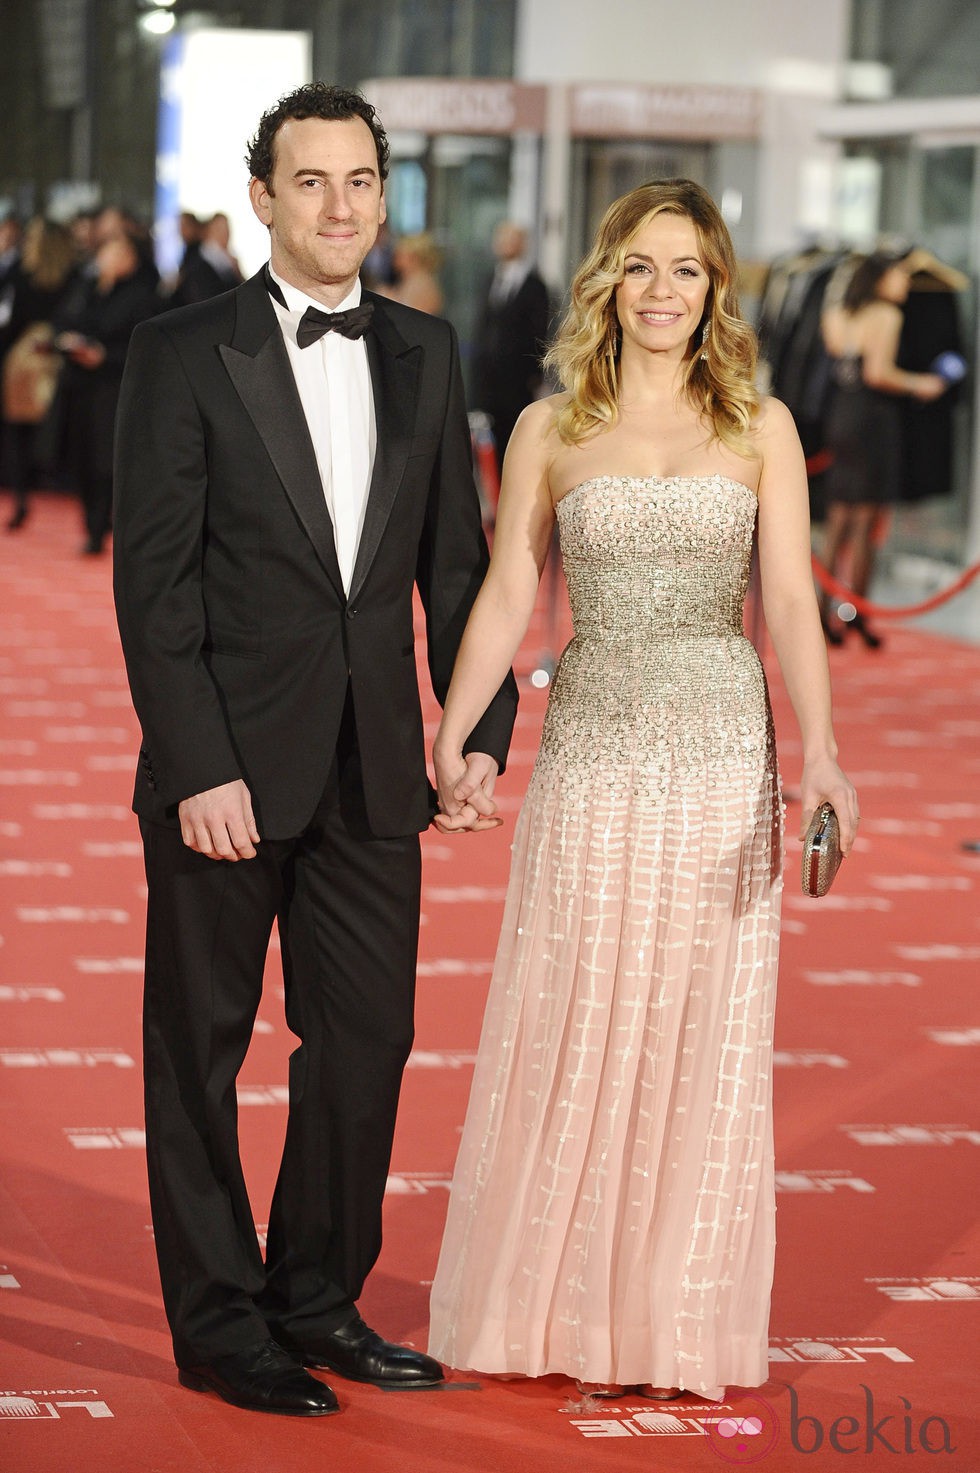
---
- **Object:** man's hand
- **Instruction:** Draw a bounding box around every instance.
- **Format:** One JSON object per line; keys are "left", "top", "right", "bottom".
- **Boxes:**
{"left": 432, "top": 750, "right": 502, "bottom": 834}
{"left": 177, "top": 779, "right": 260, "bottom": 860}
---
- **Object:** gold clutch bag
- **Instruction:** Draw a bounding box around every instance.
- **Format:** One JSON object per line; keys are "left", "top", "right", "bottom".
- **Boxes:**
{"left": 801, "top": 802, "right": 843, "bottom": 897}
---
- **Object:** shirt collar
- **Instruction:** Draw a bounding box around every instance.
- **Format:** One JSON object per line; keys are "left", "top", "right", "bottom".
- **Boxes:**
{"left": 268, "top": 263, "right": 362, "bottom": 317}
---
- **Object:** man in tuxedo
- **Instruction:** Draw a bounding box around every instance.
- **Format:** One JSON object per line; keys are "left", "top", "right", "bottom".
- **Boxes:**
{"left": 113, "top": 83, "right": 517, "bottom": 1418}
{"left": 471, "top": 221, "right": 550, "bottom": 460}
{"left": 169, "top": 212, "right": 244, "bottom": 307}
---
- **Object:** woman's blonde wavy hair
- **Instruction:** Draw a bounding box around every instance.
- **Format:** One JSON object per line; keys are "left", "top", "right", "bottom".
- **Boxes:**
{"left": 545, "top": 179, "right": 759, "bottom": 453}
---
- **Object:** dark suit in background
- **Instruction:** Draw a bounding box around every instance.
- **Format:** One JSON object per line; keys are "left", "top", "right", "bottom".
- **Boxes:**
{"left": 472, "top": 228, "right": 550, "bottom": 459}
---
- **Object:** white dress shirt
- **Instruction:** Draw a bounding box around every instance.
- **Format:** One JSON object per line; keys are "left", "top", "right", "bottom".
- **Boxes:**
{"left": 268, "top": 265, "right": 376, "bottom": 593}
{"left": 490, "top": 257, "right": 531, "bottom": 306}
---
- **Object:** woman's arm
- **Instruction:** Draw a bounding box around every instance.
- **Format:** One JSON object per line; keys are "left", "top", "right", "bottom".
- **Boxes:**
{"left": 861, "top": 301, "right": 945, "bottom": 401}
{"left": 755, "top": 397, "right": 859, "bottom": 852}
{"left": 433, "top": 398, "right": 557, "bottom": 828}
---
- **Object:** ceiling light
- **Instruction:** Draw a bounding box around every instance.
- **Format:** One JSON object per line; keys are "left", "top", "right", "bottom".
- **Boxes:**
{"left": 141, "top": 9, "right": 176, "bottom": 34}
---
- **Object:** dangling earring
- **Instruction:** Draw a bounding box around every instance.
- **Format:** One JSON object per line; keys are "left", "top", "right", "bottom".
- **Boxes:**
{"left": 700, "top": 317, "right": 711, "bottom": 347}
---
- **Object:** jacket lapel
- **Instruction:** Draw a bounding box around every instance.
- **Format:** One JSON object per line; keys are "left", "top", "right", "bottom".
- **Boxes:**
{"left": 349, "top": 292, "right": 422, "bottom": 603}
{"left": 219, "top": 271, "right": 345, "bottom": 597}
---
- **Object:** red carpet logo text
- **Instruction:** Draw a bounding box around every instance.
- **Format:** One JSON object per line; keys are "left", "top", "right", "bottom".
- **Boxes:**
{"left": 0, "top": 1391, "right": 113, "bottom": 1420}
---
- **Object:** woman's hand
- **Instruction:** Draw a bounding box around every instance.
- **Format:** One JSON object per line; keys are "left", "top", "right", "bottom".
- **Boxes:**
{"left": 911, "top": 372, "right": 947, "bottom": 403}
{"left": 432, "top": 745, "right": 502, "bottom": 834}
{"left": 799, "top": 757, "right": 859, "bottom": 855}
{"left": 56, "top": 332, "right": 105, "bottom": 369}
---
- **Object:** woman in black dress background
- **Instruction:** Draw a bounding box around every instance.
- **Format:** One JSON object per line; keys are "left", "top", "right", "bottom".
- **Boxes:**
{"left": 55, "top": 230, "right": 159, "bottom": 554}
{"left": 819, "top": 249, "right": 949, "bottom": 647}
{"left": 1, "top": 218, "right": 77, "bottom": 530}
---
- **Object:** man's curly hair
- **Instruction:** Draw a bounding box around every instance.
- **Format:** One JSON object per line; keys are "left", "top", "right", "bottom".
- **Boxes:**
{"left": 246, "top": 82, "right": 390, "bottom": 190}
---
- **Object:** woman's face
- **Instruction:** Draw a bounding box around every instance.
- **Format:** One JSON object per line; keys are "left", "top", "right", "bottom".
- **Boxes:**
{"left": 96, "top": 235, "right": 137, "bottom": 284}
{"left": 614, "top": 213, "right": 711, "bottom": 361}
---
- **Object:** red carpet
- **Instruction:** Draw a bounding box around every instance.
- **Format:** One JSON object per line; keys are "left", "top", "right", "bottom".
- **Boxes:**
{"left": 1, "top": 493, "right": 978, "bottom": 1470}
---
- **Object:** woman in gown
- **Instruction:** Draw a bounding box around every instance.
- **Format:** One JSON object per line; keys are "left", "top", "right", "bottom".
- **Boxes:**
{"left": 427, "top": 180, "right": 858, "bottom": 1402}
{"left": 819, "top": 249, "right": 948, "bottom": 648}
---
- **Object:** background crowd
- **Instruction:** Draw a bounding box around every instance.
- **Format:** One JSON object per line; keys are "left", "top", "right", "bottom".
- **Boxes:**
{"left": 0, "top": 191, "right": 967, "bottom": 660}
{"left": 0, "top": 201, "right": 554, "bottom": 558}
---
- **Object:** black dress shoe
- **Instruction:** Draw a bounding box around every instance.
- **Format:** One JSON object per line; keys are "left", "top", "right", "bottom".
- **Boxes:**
{"left": 286, "top": 1314, "right": 444, "bottom": 1388}
{"left": 178, "top": 1341, "right": 340, "bottom": 1416}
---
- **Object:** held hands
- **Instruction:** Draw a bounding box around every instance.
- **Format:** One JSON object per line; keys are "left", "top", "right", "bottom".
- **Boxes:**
{"left": 799, "top": 758, "right": 859, "bottom": 856}
{"left": 178, "top": 779, "right": 260, "bottom": 860}
{"left": 432, "top": 748, "right": 502, "bottom": 834}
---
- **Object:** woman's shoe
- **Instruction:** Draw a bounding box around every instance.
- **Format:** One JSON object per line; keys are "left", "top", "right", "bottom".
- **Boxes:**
{"left": 575, "top": 1381, "right": 627, "bottom": 1398}
{"left": 849, "top": 612, "right": 883, "bottom": 649}
{"left": 639, "top": 1384, "right": 682, "bottom": 1400}
{"left": 819, "top": 608, "right": 844, "bottom": 646}
{"left": 6, "top": 503, "right": 28, "bottom": 531}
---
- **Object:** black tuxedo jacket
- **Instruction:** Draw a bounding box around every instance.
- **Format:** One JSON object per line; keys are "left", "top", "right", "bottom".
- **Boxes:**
{"left": 113, "top": 269, "right": 517, "bottom": 840}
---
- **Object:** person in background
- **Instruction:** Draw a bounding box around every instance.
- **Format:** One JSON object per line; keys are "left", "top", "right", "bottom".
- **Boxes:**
{"left": 67, "top": 209, "right": 99, "bottom": 273}
{"left": 0, "top": 214, "right": 22, "bottom": 301}
{"left": 360, "top": 216, "right": 396, "bottom": 292}
{"left": 0, "top": 213, "right": 23, "bottom": 487}
{"left": 55, "top": 230, "right": 159, "bottom": 553}
{"left": 471, "top": 221, "right": 550, "bottom": 460}
{"left": 169, "top": 211, "right": 243, "bottom": 306}
{"left": 818, "top": 248, "right": 950, "bottom": 648}
{"left": 177, "top": 210, "right": 204, "bottom": 268}
{"left": 2, "top": 218, "right": 77, "bottom": 529}
{"left": 204, "top": 212, "right": 243, "bottom": 283}
{"left": 92, "top": 205, "right": 160, "bottom": 292}
{"left": 375, "top": 231, "right": 443, "bottom": 315}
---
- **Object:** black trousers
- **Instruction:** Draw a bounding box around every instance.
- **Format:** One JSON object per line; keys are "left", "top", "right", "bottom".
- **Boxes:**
{"left": 139, "top": 706, "right": 421, "bottom": 1365}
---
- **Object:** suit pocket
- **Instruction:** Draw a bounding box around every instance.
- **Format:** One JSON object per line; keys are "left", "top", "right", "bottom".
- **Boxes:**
{"left": 407, "top": 435, "right": 441, "bottom": 461}
{"left": 202, "top": 642, "right": 265, "bottom": 661}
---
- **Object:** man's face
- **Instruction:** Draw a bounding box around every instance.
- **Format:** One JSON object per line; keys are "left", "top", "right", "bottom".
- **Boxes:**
{"left": 493, "top": 223, "right": 524, "bottom": 262}
{"left": 249, "top": 115, "right": 386, "bottom": 307}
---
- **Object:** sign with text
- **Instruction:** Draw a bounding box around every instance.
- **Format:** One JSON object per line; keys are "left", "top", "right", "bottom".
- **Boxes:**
{"left": 363, "top": 79, "right": 548, "bottom": 135}
{"left": 570, "top": 83, "right": 761, "bottom": 139}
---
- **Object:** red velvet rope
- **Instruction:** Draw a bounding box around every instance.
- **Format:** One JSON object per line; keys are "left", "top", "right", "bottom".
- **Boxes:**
{"left": 811, "top": 554, "right": 980, "bottom": 619}
{"left": 805, "top": 449, "right": 980, "bottom": 619}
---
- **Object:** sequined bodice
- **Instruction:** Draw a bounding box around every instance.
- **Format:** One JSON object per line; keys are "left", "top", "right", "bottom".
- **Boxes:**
{"left": 556, "top": 474, "right": 756, "bottom": 640}
{"left": 537, "top": 474, "right": 772, "bottom": 784}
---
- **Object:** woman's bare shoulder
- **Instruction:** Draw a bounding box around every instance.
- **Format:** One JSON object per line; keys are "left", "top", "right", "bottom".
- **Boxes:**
{"left": 507, "top": 394, "right": 566, "bottom": 454}
{"left": 515, "top": 393, "right": 565, "bottom": 430}
{"left": 753, "top": 394, "right": 798, "bottom": 439}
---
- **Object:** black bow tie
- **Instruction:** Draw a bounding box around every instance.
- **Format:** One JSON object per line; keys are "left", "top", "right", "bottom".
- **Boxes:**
{"left": 295, "top": 302, "right": 374, "bottom": 347}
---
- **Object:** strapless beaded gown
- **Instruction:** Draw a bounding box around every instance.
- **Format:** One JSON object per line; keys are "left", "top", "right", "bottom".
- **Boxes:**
{"left": 428, "top": 475, "right": 783, "bottom": 1398}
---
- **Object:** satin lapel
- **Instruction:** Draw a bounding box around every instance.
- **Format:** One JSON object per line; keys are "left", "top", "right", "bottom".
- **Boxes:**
{"left": 218, "top": 273, "right": 344, "bottom": 598}
{"left": 349, "top": 294, "right": 421, "bottom": 603}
